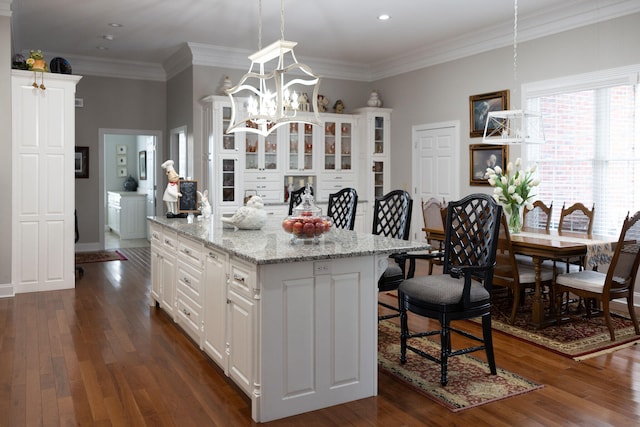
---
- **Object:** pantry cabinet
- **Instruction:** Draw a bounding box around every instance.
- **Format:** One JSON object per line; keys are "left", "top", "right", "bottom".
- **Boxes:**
{"left": 11, "top": 70, "right": 82, "bottom": 295}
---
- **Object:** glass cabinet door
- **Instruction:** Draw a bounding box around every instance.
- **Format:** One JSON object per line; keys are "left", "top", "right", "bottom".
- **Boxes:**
{"left": 264, "top": 131, "right": 278, "bottom": 170}
{"left": 245, "top": 133, "right": 259, "bottom": 170}
{"left": 221, "top": 157, "right": 237, "bottom": 203}
{"left": 221, "top": 105, "right": 236, "bottom": 151}
{"left": 374, "top": 115, "right": 385, "bottom": 155}
{"left": 324, "top": 120, "right": 352, "bottom": 171}
{"left": 373, "top": 160, "right": 384, "bottom": 198}
{"left": 287, "top": 122, "right": 314, "bottom": 171}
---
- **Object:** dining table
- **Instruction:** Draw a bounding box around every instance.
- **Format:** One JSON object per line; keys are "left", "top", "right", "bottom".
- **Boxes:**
{"left": 508, "top": 227, "right": 617, "bottom": 328}
{"left": 422, "top": 225, "right": 618, "bottom": 329}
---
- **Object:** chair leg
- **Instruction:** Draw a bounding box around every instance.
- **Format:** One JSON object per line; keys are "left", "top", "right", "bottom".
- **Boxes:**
{"left": 601, "top": 299, "right": 616, "bottom": 341}
{"left": 510, "top": 287, "right": 520, "bottom": 325}
{"left": 428, "top": 260, "right": 434, "bottom": 275}
{"left": 440, "top": 318, "right": 450, "bottom": 386}
{"left": 399, "top": 295, "right": 408, "bottom": 364}
{"left": 482, "top": 314, "right": 497, "bottom": 375}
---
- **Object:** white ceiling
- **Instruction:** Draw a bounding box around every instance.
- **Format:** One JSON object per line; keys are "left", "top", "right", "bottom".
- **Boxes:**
{"left": 9, "top": 0, "right": 640, "bottom": 81}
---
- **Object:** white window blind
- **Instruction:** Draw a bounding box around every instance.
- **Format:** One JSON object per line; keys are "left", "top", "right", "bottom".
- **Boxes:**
{"left": 523, "top": 67, "right": 640, "bottom": 236}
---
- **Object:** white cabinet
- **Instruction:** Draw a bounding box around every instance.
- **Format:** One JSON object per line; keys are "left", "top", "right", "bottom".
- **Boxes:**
{"left": 201, "top": 95, "right": 243, "bottom": 212}
{"left": 11, "top": 70, "right": 82, "bottom": 294}
{"left": 149, "top": 223, "right": 177, "bottom": 318}
{"left": 244, "top": 126, "right": 280, "bottom": 172}
{"left": 203, "top": 246, "right": 229, "bottom": 370}
{"left": 107, "top": 192, "right": 147, "bottom": 239}
{"left": 284, "top": 121, "right": 316, "bottom": 172}
{"left": 244, "top": 172, "right": 283, "bottom": 204}
{"left": 355, "top": 108, "right": 391, "bottom": 202}
{"left": 175, "top": 236, "right": 205, "bottom": 345}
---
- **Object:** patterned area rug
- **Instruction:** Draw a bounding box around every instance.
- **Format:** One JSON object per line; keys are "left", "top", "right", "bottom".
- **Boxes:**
{"left": 75, "top": 250, "right": 128, "bottom": 264}
{"left": 489, "top": 295, "right": 640, "bottom": 360}
{"left": 378, "top": 320, "right": 543, "bottom": 412}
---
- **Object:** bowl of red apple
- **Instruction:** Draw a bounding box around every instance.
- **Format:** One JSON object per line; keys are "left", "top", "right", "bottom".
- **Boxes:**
{"left": 282, "top": 212, "right": 332, "bottom": 244}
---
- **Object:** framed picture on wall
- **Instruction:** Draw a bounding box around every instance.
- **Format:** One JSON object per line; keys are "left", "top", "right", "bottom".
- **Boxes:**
{"left": 75, "top": 146, "right": 89, "bottom": 179}
{"left": 117, "top": 155, "right": 127, "bottom": 166}
{"left": 139, "top": 151, "right": 147, "bottom": 180}
{"left": 116, "top": 144, "right": 127, "bottom": 154}
{"left": 117, "top": 167, "right": 128, "bottom": 177}
{"left": 469, "top": 90, "right": 509, "bottom": 138}
{"left": 469, "top": 144, "right": 508, "bottom": 186}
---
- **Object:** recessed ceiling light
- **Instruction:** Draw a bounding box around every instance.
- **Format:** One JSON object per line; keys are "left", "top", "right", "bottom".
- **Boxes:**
{"left": 108, "top": 23, "right": 123, "bottom": 27}
{"left": 96, "top": 46, "right": 109, "bottom": 50}
{"left": 102, "top": 34, "right": 114, "bottom": 41}
{"left": 378, "top": 14, "right": 390, "bottom": 21}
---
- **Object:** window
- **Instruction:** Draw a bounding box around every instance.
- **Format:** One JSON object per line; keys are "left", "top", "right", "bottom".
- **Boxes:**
{"left": 523, "top": 66, "right": 640, "bottom": 235}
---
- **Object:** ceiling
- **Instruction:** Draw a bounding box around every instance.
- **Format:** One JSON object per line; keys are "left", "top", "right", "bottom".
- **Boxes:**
{"left": 9, "top": 0, "right": 640, "bottom": 81}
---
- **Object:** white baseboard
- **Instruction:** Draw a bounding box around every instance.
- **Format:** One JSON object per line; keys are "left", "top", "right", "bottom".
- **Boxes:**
{"left": 0, "top": 283, "right": 14, "bottom": 298}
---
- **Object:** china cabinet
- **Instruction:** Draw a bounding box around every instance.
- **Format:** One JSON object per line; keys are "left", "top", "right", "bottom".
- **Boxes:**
{"left": 11, "top": 70, "right": 81, "bottom": 295}
{"left": 316, "top": 116, "right": 357, "bottom": 201}
{"left": 285, "top": 122, "right": 316, "bottom": 172}
{"left": 355, "top": 108, "right": 391, "bottom": 201}
{"left": 201, "top": 95, "right": 242, "bottom": 213}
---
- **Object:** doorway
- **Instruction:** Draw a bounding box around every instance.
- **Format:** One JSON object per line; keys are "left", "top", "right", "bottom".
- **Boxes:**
{"left": 99, "top": 128, "right": 161, "bottom": 250}
{"left": 411, "top": 121, "right": 460, "bottom": 241}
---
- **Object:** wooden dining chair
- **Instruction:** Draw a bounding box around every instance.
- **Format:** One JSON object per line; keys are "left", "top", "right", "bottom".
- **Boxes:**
{"left": 398, "top": 194, "right": 502, "bottom": 385}
{"left": 493, "top": 213, "right": 555, "bottom": 324}
{"left": 523, "top": 200, "right": 553, "bottom": 231}
{"left": 327, "top": 187, "right": 358, "bottom": 230}
{"left": 557, "top": 202, "right": 595, "bottom": 274}
{"left": 559, "top": 202, "right": 595, "bottom": 234}
{"left": 288, "top": 186, "right": 313, "bottom": 215}
{"left": 421, "top": 197, "right": 447, "bottom": 275}
{"left": 555, "top": 210, "right": 640, "bottom": 341}
{"left": 373, "top": 190, "right": 413, "bottom": 321}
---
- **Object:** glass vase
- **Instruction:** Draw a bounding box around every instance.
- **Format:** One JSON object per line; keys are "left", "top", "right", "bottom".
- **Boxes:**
{"left": 506, "top": 204, "right": 524, "bottom": 234}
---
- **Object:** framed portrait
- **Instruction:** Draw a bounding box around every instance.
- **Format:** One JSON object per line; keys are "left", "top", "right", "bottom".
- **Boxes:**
{"left": 469, "top": 144, "right": 508, "bottom": 186}
{"left": 75, "top": 146, "right": 89, "bottom": 179}
{"left": 469, "top": 90, "right": 509, "bottom": 137}
{"left": 116, "top": 144, "right": 127, "bottom": 154}
{"left": 139, "top": 151, "right": 147, "bottom": 180}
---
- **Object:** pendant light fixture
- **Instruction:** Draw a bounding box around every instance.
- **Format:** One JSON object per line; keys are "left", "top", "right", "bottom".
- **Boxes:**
{"left": 483, "top": 0, "right": 545, "bottom": 145}
{"left": 225, "top": 0, "right": 321, "bottom": 137}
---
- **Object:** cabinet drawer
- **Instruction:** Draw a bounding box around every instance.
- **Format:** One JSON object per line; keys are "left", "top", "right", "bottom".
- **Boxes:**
{"left": 253, "top": 190, "right": 282, "bottom": 204}
{"left": 245, "top": 173, "right": 280, "bottom": 183}
{"left": 161, "top": 230, "right": 178, "bottom": 253}
{"left": 176, "top": 289, "right": 203, "bottom": 344}
{"left": 178, "top": 236, "right": 204, "bottom": 268}
{"left": 229, "top": 258, "right": 256, "bottom": 296}
{"left": 177, "top": 260, "right": 203, "bottom": 303}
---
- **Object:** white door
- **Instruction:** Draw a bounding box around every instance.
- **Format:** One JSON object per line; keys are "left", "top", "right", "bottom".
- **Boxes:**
{"left": 411, "top": 121, "right": 460, "bottom": 241}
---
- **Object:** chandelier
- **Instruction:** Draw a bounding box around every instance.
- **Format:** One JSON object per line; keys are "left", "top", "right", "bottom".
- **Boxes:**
{"left": 482, "top": 0, "right": 545, "bottom": 145}
{"left": 226, "top": 0, "right": 321, "bottom": 137}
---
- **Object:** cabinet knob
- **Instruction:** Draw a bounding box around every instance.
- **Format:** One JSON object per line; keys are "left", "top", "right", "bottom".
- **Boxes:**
{"left": 233, "top": 273, "right": 245, "bottom": 284}
{"left": 208, "top": 252, "right": 218, "bottom": 259}
{"left": 182, "top": 308, "right": 191, "bottom": 316}
{"left": 183, "top": 277, "right": 191, "bottom": 284}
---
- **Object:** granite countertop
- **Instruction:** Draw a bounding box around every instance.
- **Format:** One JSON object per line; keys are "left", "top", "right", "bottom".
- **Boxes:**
{"left": 148, "top": 216, "right": 429, "bottom": 265}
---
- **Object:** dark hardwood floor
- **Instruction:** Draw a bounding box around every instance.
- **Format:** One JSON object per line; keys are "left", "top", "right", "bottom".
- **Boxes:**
{"left": 1, "top": 247, "right": 639, "bottom": 426}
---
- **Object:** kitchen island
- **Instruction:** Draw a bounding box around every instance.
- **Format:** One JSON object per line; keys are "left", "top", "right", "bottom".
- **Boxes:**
{"left": 148, "top": 216, "right": 428, "bottom": 422}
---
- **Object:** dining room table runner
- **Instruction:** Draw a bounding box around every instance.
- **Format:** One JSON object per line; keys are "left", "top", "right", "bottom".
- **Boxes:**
{"left": 516, "top": 231, "right": 614, "bottom": 268}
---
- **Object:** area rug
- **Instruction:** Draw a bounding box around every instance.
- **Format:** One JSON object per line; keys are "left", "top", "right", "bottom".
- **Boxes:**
{"left": 488, "top": 296, "right": 640, "bottom": 361}
{"left": 75, "top": 250, "right": 128, "bottom": 264}
{"left": 378, "top": 320, "right": 543, "bottom": 412}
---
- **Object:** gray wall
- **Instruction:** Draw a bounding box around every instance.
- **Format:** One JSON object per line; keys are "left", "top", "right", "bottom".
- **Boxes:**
{"left": 376, "top": 12, "right": 640, "bottom": 199}
{"left": 75, "top": 76, "right": 166, "bottom": 244}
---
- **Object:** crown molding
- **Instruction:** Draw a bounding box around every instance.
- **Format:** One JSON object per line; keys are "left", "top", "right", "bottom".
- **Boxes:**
{"left": 36, "top": 0, "right": 640, "bottom": 83}
{"left": 24, "top": 50, "right": 167, "bottom": 81}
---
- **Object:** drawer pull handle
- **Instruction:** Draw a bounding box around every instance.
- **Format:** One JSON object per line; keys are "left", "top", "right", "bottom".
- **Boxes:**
{"left": 164, "top": 239, "right": 173, "bottom": 247}
{"left": 183, "top": 308, "right": 191, "bottom": 316}
{"left": 183, "top": 248, "right": 191, "bottom": 255}
{"left": 184, "top": 277, "right": 191, "bottom": 284}
{"left": 208, "top": 252, "right": 218, "bottom": 259}
{"left": 233, "top": 273, "right": 245, "bottom": 284}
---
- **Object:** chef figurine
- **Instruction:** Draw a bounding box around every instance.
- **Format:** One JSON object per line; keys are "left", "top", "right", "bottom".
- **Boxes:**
{"left": 161, "top": 160, "right": 182, "bottom": 217}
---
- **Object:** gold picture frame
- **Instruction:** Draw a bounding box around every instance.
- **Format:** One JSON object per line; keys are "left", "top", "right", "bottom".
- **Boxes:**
{"left": 469, "top": 144, "right": 508, "bottom": 186}
{"left": 469, "top": 90, "right": 510, "bottom": 138}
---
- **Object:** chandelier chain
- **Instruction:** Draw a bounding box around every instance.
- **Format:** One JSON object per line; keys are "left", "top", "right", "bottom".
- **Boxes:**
{"left": 280, "top": 0, "right": 285, "bottom": 41}
{"left": 513, "top": 0, "right": 518, "bottom": 82}
{"left": 258, "top": 0, "right": 262, "bottom": 50}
